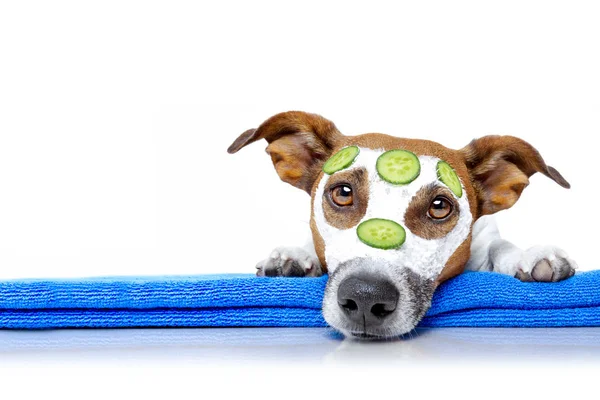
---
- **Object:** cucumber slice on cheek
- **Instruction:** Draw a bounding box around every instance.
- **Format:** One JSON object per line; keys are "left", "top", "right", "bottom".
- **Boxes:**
{"left": 437, "top": 161, "right": 463, "bottom": 198}
{"left": 377, "top": 150, "right": 421, "bottom": 184}
{"left": 323, "top": 146, "right": 360, "bottom": 175}
{"left": 357, "top": 218, "right": 406, "bottom": 250}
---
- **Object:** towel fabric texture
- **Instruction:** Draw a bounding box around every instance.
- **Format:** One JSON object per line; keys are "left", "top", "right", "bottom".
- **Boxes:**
{"left": 1, "top": 271, "right": 599, "bottom": 329}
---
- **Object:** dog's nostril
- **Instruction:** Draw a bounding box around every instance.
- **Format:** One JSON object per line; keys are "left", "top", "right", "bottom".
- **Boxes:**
{"left": 370, "top": 302, "right": 396, "bottom": 318}
{"left": 339, "top": 299, "right": 358, "bottom": 312}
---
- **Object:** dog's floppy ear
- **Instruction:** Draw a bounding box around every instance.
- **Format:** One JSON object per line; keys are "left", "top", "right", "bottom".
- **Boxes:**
{"left": 460, "top": 135, "right": 570, "bottom": 216}
{"left": 228, "top": 111, "right": 343, "bottom": 193}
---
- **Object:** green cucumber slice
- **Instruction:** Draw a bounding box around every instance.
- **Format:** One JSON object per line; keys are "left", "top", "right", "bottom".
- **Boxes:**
{"left": 437, "top": 161, "right": 463, "bottom": 198}
{"left": 356, "top": 218, "right": 406, "bottom": 250}
{"left": 323, "top": 146, "right": 360, "bottom": 175}
{"left": 376, "top": 150, "right": 420, "bottom": 184}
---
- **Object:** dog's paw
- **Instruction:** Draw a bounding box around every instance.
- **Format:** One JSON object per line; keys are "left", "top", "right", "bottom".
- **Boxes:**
{"left": 514, "top": 245, "right": 577, "bottom": 282}
{"left": 255, "top": 246, "right": 323, "bottom": 277}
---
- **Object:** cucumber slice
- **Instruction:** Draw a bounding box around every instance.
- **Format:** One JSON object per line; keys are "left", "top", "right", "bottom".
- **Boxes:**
{"left": 376, "top": 150, "right": 420, "bottom": 184}
{"left": 356, "top": 218, "right": 406, "bottom": 250}
{"left": 437, "top": 161, "right": 463, "bottom": 198}
{"left": 323, "top": 146, "right": 360, "bottom": 175}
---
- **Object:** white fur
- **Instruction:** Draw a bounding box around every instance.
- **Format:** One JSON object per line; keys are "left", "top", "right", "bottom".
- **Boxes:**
{"left": 467, "top": 215, "right": 578, "bottom": 276}
{"left": 312, "top": 147, "right": 472, "bottom": 280}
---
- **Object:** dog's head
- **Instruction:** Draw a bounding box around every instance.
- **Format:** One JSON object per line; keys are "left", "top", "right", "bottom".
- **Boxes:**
{"left": 228, "top": 111, "right": 570, "bottom": 339}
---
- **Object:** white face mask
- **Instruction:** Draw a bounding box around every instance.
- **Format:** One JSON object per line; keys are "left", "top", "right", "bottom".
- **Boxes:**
{"left": 313, "top": 147, "right": 473, "bottom": 281}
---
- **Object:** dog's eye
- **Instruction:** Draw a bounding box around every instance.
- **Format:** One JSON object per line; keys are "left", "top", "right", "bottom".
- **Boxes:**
{"left": 428, "top": 196, "right": 453, "bottom": 220}
{"left": 330, "top": 184, "right": 354, "bottom": 207}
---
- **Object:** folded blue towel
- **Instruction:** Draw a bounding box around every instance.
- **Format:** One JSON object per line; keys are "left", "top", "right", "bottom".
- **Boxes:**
{"left": 1, "top": 271, "right": 599, "bottom": 329}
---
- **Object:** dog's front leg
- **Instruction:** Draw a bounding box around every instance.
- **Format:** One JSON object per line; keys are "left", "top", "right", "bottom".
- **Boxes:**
{"left": 255, "top": 238, "right": 323, "bottom": 277}
{"left": 466, "top": 215, "right": 577, "bottom": 282}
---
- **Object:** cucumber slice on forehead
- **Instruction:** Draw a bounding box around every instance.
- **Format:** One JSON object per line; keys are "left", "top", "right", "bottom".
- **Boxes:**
{"left": 356, "top": 218, "right": 406, "bottom": 250}
{"left": 323, "top": 146, "right": 360, "bottom": 175}
{"left": 437, "top": 161, "right": 463, "bottom": 198}
{"left": 376, "top": 149, "right": 421, "bottom": 184}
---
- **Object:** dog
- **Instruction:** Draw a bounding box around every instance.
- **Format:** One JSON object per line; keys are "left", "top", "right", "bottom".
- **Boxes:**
{"left": 228, "top": 111, "right": 577, "bottom": 339}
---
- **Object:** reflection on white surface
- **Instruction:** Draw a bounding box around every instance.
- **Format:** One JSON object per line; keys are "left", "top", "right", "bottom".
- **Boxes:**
{"left": 2, "top": 327, "right": 600, "bottom": 365}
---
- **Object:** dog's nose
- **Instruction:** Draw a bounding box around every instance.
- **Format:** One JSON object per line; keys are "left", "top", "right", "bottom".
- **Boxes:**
{"left": 337, "top": 275, "right": 399, "bottom": 326}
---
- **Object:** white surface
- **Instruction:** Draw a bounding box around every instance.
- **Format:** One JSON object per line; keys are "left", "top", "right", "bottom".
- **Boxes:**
{"left": 0, "top": 1, "right": 599, "bottom": 396}
{"left": 3, "top": 327, "right": 600, "bottom": 364}
{"left": 1, "top": 327, "right": 600, "bottom": 398}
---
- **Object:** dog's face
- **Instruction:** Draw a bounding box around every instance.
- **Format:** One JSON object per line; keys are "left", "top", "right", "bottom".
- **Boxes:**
{"left": 312, "top": 139, "right": 475, "bottom": 339}
{"left": 229, "top": 111, "right": 569, "bottom": 339}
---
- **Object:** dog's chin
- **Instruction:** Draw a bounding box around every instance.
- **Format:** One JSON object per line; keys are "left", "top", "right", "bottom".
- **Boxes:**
{"left": 347, "top": 330, "right": 409, "bottom": 341}
{"left": 329, "top": 315, "right": 422, "bottom": 341}
{"left": 349, "top": 331, "right": 392, "bottom": 341}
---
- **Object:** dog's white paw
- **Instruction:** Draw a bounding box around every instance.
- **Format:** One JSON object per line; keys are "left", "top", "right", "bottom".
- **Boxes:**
{"left": 514, "top": 245, "right": 577, "bottom": 282}
{"left": 255, "top": 246, "right": 323, "bottom": 277}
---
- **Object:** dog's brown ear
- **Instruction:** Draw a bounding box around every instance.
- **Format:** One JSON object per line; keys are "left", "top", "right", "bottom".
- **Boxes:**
{"left": 460, "top": 135, "right": 570, "bottom": 216}
{"left": 228, "top": 111, "right": 343, "bottom": 193}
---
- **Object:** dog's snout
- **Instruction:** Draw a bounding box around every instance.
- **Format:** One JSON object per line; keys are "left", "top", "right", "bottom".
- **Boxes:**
{"left": 337, "top": 275, "right": 399, "bottom": 326}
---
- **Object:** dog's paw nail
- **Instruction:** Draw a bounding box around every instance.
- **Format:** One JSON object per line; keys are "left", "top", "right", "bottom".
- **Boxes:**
{"left": 270, "top": 251, "right": 280, "bottom": 259}
{"left": 280, "top": 254, "right": 289, "bottom": 261}
{"left": 515, "top": 269, "right": 534, "bottom": 282}
{"left": 303, "top": 260, "right": 313, "bottom": 270}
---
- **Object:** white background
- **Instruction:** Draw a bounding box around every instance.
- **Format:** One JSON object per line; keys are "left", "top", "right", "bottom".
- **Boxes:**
{"left": 0, "top": 0, "right": 599, "bottom": 397}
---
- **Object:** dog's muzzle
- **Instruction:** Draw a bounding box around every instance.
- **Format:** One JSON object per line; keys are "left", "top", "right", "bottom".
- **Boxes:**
{"left": 322, "top": 258, "right": 436, "bottom": 339}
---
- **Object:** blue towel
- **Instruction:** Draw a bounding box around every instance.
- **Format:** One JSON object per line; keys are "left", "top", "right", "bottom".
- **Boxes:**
{"left": 1, "top": 271, "right": 599, "bottom": 329}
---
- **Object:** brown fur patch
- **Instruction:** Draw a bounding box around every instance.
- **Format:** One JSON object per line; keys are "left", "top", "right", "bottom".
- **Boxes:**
{"left": 459, "top": 135, "right": 570, "bottom": 216}
{"left": 265, "top": 135, "right": 315, "bottom": 187}
{"left": 322, "top": 168, "right": 369, "bottom": 230}
{"left": 435, "top": 234, "right": 473, "bottom": 286}
{"left": 404, "top": 184, "right": 459, "bottom": 240}
{"left": 228, "top": 111, "right": 343, "bottom": 193}
{"left": 476, "top": 161, "right": 530, "bottom": 214}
